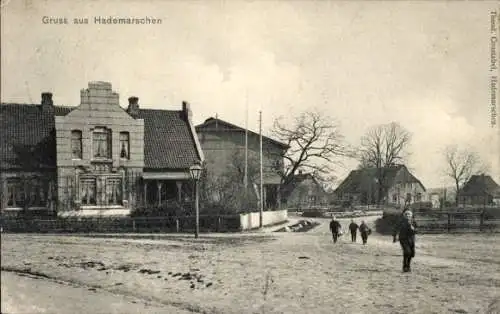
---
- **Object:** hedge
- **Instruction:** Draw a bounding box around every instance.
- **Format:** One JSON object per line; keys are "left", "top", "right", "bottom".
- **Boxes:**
{"left": 375, "top": 211, "right": 402, "bottom": 235}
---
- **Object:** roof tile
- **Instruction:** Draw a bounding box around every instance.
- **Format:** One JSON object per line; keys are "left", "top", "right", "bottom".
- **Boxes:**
{"left": 0, "top": 103, "right": 200, "bottom": 171}
{"left": 134, "top": 109, "right": 200, "bottom": 170}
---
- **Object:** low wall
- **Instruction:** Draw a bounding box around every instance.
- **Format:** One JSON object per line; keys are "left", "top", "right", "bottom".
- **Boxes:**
{"left": 239, "top": 210, "right": 288, "bottom": 231}
{"left": 1, "top": 212, "right": 288, "bottom": 233}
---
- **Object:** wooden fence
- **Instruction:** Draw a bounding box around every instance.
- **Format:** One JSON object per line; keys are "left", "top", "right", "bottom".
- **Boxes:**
{"left": 414, "top": 211, "right": 500, "bottom": 233}
{"left": 0, "top": 215, "right": 242, "bottom": 233}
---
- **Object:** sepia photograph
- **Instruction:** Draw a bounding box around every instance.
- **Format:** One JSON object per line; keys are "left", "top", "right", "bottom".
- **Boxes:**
{"left": 1, "top": 1, "right": 500, "bottom": 313}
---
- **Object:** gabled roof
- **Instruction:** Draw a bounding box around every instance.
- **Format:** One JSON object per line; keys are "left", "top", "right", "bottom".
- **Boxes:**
{"left": 281, "top": 172, "right": 327, "bottom": 197}
{"left": 130, "top": 109, "right": 200, "bottom": 170}
{"left": 195, "top": 117, "right": 289, "bottom": 149}
{"left": 0, "top": 103, "right": 201, "bottom": 171}
{"left": 459, "top": 175, "right": 500, "bottom": 197}
{"left": 334, "top": 165, "right": 425, "bottom": 194}
{"left": 0, "top": 103, "right": 72, "bottom": 170}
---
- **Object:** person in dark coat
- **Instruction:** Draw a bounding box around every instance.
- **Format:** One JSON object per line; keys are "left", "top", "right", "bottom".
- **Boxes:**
{"left": 348, "top": 219, "right": 359, "bottom": 243}
{"left": 329, "top": 216, "right": 342, "bottom": 244}
{"left": 359, "top": 220, "right": 371, "bottom": 245}
{"left": 393, "top": 210, "right": 417, "bottom": 272}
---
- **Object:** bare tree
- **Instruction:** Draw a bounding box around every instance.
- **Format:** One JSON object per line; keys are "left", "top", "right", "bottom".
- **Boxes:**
{"left": 200, "top": 151, "right": 260, "bottom": 213}
{"left": 271, "top": 110, "right": 351, "bottom": 187}
{"left": 359, "top": 122, "right": 412, "bottom": 168}
{"left": 311, "top": 170, "right": 337, "bottom": 193}
{"left": 444, "top": 145, "right": 484, "bottom": 206}
{"left": 229, "top": 150, "right": 260, "bottom": 187}
{"left": 358, "top": 122, "right": 412, "bottom": 204}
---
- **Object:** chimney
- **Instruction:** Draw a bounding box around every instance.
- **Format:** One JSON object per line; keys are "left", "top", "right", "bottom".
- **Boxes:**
{"left": 127, "top": 96, "right": 139, "bottom": 115}
{"left": 41, "top": 92, "right": 53, "bottom": 106}
{"left": 182, "top": 101, "right": 193, "bottom": 121}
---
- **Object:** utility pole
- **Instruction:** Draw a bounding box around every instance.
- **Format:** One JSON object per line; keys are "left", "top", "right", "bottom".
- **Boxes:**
{"left": 443, "top": 187, "right": 447, "bottom": 209}
{"left": 259, "top": 110, "right": 263, "bottom": 228}
{"left": 244, "top": 90, "right": 248, "bottom": 192}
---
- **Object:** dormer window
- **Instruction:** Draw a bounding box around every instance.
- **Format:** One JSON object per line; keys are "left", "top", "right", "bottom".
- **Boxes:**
{"left": 93, "top": 127, "right": 111, "bottom": 159}
{"left": 119, "top": 132, "right": 130, "bottom": 159}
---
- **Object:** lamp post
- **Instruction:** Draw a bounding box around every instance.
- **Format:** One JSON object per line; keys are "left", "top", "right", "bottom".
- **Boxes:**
{"left": 189, "top": 162, "right": 203, "bottom": 238}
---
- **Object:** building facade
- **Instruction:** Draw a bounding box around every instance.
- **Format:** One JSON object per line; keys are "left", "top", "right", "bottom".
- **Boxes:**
{"left": 334, "top": 165, "right": 426, "bottom": 207}
{"left": 282, "top": 172, "right": 330, "bottom": 209}
{"left": 0, "top": 81, "right": 204, "bottom": 217}
{"left": 195, "top": 117, "right": 288, "bottom": 209}
{"left": 458, "top": 174, "right": 500, "bottom": 206}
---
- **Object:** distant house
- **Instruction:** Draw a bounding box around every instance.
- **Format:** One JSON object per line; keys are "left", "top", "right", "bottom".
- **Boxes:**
{"left": 281, "top": 172, "right": 330, "bottom": 209}
{"left": 458, "top": 174, "right": 500, "bottom": 206}
{"left": 195, "top": 117, "right": 289, "bottom": 209}
{"left": 334, "top": 164, "right": 426, "bottom": 206}
{"left": 425, "top": 187, "right": 456, "bottom": 208}
{"left": 0, "top": 82, "right": 204, "bottom": 217}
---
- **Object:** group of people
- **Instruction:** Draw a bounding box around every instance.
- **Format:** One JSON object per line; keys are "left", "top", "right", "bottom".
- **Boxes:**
{"left": 329, "top": 217, "right": 372, "bottom": 245}
{"left": 328, "top": 209, "right": 417, "bottom": 273}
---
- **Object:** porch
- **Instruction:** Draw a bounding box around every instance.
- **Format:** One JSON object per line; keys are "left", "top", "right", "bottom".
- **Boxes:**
{"left": 139, "top": 172, "right": 195, "bottom": 215}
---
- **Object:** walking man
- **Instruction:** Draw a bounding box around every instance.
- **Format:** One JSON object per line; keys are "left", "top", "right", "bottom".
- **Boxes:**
{"left": 329, "top": 216, "right": 342, "bottom": 244}
{"left": 359, "top": 220, "right": 371, "bottom": 245}
{"left": 393, "top": 210, "right": 417, "bottom": 272}
{"left": 348, "top": 219, "right": 359, "bottom": 243}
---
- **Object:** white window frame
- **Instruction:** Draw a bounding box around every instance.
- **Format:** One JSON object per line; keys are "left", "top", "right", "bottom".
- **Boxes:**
{"left": 92, "top": 127, "right": 112, "bottom": 160}
{"left": 79, "top": 176, "right": 97, "bottom": 206}
{"left": 119, "top": 132, "right": 130, "bottom": 160}
{"left": 5, "top": 177, "right": 49, "bottom": 210}
{"left": 78, "top": 173, "right": 126, "bottom": 209}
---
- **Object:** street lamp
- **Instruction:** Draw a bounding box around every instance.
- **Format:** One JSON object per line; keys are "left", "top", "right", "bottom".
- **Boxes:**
{"left": 189, "top": 162, "right": 203, "bottom": 238}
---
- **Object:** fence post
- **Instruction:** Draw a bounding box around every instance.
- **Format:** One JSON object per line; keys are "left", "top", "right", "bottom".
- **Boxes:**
{"left": 447, "top": 213, "right": 451, "bottom": 233}
{"left": 480, "top": 211, "right": 484, "bottom": 232}
{"left": 176, "top": 219, "right": 179, "bottom": 233}
{"left": 218, "top": 216, "right": 221, "bottom": 232}
{"left": 132, "top": 219, "right": 136, "bottom": 232}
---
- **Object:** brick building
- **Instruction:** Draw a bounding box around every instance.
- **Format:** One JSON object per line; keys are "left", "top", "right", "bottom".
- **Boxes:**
{"left": 0, "top": 81, "right": 204, "bottom": 216}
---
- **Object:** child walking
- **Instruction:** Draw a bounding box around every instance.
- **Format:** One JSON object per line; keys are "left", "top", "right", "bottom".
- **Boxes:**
{"left": 393, "top": 210, "right": 417, "bottom": 272}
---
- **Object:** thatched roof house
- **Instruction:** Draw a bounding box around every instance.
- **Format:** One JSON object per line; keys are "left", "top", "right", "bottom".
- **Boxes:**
{"left": 458, "top": 174, "right": 500, "bottom": 205}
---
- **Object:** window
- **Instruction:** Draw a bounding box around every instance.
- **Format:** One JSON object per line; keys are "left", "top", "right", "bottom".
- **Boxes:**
{"left": 392, "top": 194, "right": 397, "bottom": 202}
{"left": 78, "top": 176, "right": 124, "bottom": 207}
{"left": 71, "top": 130, "right": 82, "bottom": 159}
{"left": 7, "top": 180, "right": 24, "bottom": 208}
{"left": 272, "top": 160, "right": 281, "bottom": 171}
{"left": 6, "top": 178, "right": 48, "bottom": 208}
{"left": 119, "top": 132, "right": 130, "bottom": 159}
{"left": 415, "top": 193, "right": 422, "bottom": 202}
{"left": 93, "top": 127, "right": 111, "bottom": 159}
{"left": 27, "top": 179, "right": 48, "bottom": 207}
{"left": 107, "top": 178, "right": 122, "bottom": 205}
{"left": 309, "top": 196, "right": 317, "bottom": 205}
{"left": 80, "top": 178, "right": 97, "bottom": 205}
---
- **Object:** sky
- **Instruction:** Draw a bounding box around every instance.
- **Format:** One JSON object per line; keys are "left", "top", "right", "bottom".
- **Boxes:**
{"left": 1, "top": 0, "right": 500, "bottom": 189}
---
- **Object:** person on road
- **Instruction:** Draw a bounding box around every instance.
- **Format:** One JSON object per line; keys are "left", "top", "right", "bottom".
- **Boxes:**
{"left": 348, "top": 219, "right": 359, "bottom": 243}
{"left": 329, "top": 216, "right": 342, "bottom": 244}
{"left": 359, "top": 220, "right": 371, "bottom": 245}
{"left": 393, "top": 210, "right": 417, "bottom": 272}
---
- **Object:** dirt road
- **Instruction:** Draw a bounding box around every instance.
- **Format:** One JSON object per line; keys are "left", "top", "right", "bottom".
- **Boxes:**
{"left": 1, "top": 271, "right": 192, "bottom": 314}
{"left": 1, "top": 216, "right": 499, "bottom": 314}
